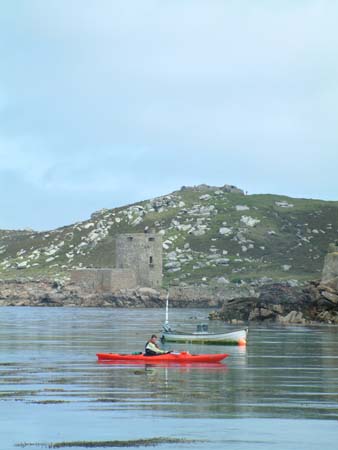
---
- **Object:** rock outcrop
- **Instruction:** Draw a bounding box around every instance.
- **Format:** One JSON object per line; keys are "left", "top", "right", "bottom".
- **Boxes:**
{"left": 0, "top": 279, "right": 233, "bottom": 308}
{"left": 0, "top": 279, "right": 165, "bottom": 308}
{"left": 179, "top": 184, "right": 244, "bottom": 195}
{"left": 210, "top": 281, "right": 338, "bottom": 324}
{"left": 321, "top": 243, "right": 338, "bottom": 290}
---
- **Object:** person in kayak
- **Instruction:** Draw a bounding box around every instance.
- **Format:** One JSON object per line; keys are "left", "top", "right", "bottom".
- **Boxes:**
{"left": 145, "top": 334, "right": 168, "bottom": 356}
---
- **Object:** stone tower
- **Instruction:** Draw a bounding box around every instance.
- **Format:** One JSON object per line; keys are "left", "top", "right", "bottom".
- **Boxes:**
{"left": 115, "top": 232, "right": 162, "bottom": 288}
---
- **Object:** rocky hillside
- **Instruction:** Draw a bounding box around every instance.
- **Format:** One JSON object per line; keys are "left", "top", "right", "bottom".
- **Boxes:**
{"left": 1, "top": 184, "right": 338, "bottom": 287}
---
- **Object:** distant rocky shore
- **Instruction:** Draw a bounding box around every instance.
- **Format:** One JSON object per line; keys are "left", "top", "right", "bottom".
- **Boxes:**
{"left": 0, "top": 279, "right": 163, "bottom": 308}
{"left": 209, "top": 281, "right": 338, "bottom": 325}
{"left": 1, "top": 278, "right": 338, "bottom": 324}
{"left": 0, "top": 279, "right": 200, "bottom": 308}
{"left": 0, "top": 279, "right": 251, "bottom": 308}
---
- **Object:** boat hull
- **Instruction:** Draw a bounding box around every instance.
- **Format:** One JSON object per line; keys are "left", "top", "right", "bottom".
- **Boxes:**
{"left": 96, "top": 352, "right": 228, "bottom": 363}
{"left": 161, "top": 329, "right": 247, "bottom": 345}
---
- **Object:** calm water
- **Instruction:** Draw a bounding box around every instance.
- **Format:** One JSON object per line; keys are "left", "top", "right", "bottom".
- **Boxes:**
{"left": 1, "top": 307, "right": 338, "bottom": 449}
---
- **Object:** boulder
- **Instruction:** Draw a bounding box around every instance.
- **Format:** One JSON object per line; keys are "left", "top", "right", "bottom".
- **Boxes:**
{"left": 214, "top": 258, "right": 230, "bottom": 265}
{"left": 192, "top": 229, "right": 206, "bottom": 236}
{"left": 216, "top": 277, "right": 229, "bottom": 285}
{"left": 199, "top": 194, "right": 211, "bottom": 201}
{"left": 321, "top": 291, "right": 338, "bottom": 304}
{"left": 137, "top": 287, "right": 160, "bottom": 298}
{"left": 219, "top": 227, "right": 232, "bottom": 236}
{"left": 240, "top": 216, "right": 260, "bottom": 227}
{"left": 164, "top": 261, "right": 181, "bottom": 269}
{"left": 278, "top": 311, "right": 305, "bottom": 324}
{"left": 321, "top": 252, "right": 338, "bottom": 287}
{"left": 275, "top": 201, "right": 294, "bottom": 208}
{"left": 167, "top": 251, "right": 178, "bottom": 261}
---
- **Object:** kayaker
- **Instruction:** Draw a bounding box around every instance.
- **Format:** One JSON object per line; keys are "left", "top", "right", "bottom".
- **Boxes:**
{"left": 145, "top": 334, "right": 168, "bottom": 356}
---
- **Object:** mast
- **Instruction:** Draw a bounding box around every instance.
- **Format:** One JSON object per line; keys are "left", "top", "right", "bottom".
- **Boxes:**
{"left": 165, "top": 291, "right": 169, "bottom": 325}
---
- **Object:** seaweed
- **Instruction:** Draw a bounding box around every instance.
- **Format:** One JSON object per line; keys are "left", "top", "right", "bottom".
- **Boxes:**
{"left": 16, "top": 437, "right": 200, "bottom": 448}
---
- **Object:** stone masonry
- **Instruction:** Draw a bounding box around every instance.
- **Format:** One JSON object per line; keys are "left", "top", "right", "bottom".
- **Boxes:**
{"left": 71, "top": 268, "right": 137, "bottom": 292}
{"left": 115, "top": 232, "right": 162, "bottom": 288}
{"left": 70, "top": 232, "right": 163, "bottom": 292}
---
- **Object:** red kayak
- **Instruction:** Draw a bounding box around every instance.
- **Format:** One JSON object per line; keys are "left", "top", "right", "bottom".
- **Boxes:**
{"left": 96, "top": 351, "right": 228, "bottom": 364}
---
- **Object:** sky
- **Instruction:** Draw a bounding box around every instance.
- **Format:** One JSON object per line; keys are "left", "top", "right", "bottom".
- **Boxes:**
{"left": 1, "top": 0, "right": 338, "bottom": 231}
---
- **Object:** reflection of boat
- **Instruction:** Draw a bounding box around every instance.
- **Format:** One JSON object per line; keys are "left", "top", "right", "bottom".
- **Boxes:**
{"left": 160, "top": 292, "right": 247, "bottom": 346}
{"left": 98, "top": 360, "right": 229, "bottom": 371}
{"left": 96, "top": 352, "right": 228, "bottom": 364}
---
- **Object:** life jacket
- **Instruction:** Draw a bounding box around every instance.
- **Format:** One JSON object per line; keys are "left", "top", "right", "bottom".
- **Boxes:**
{"left": 145, "top": 340, "right": 161, "bottom": 356}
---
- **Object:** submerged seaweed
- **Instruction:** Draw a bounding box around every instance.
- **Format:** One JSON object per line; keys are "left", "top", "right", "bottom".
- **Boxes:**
{"left": 16, "top": 437, "right": 199, "bottom": 448}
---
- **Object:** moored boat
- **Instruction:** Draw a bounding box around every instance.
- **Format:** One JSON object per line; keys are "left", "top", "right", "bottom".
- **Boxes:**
{"left": 161, "top": 328, "right": 248, "bottom": 345}
{"left": 161, "top": 292, "right": 247, "bottom": 345}
{"left": 96, "top": 351, "right": 228, "bottom": 363}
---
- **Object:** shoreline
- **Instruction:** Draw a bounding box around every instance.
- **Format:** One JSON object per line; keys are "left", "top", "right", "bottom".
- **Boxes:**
{"left": 1, "top": 278, "right": 338, "bottom": 325}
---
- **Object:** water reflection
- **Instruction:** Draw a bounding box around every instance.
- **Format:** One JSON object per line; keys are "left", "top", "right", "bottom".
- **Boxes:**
{"left": 0, "top": 307, "right": 338, "bottom": 420}
{"left": 97, "top": 360, "right": 228, "bottom": 370}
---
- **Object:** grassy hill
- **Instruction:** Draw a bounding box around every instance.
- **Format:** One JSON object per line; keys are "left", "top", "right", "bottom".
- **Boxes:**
{"left": 1, "top": 184, "right": 337, "bottom": 287}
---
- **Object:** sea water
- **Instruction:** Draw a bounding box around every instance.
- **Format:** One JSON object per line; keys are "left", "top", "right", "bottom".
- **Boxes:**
{"left": 0, "top": 307, "right": 338, "bottom": 449}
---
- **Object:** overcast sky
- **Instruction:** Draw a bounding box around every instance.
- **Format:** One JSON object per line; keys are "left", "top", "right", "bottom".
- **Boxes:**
{"left": 1, "top": 1, "right": 337, "bottom": 231}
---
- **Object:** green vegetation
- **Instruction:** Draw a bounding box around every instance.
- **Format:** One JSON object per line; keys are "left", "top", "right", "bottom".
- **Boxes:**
{"left": 1, "top": 185, "right": 337, "bottom": 285}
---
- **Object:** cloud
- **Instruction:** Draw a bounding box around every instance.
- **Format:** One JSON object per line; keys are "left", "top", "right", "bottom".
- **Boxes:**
{"left": 0, "top": 0, "right": 337, "bottom": 229}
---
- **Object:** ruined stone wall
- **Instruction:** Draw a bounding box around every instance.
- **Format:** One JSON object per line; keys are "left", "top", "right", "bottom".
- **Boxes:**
{"left": 115, "top": 233, "right": 162, "bottom": 288}
{"left": 70, "top": 268, "right": 137, "bottom": 292}
{"left": 110, "top": 269, "right": 137, "bottom": 290}
{"left": 71, "top": 268, "right": 108, "bottom": 292}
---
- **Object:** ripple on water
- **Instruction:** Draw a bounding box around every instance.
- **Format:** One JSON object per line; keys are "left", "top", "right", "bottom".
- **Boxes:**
{"left": 1, "top": 307, "right": 338, "bottom": 449}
